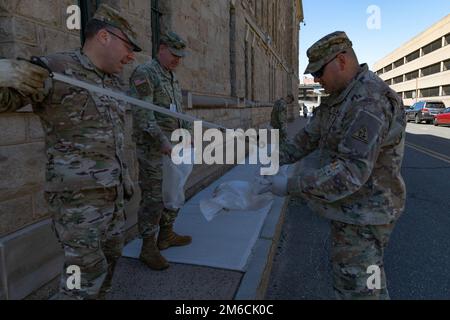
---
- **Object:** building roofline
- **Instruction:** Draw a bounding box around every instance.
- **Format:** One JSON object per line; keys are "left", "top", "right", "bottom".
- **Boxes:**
{"left": 297, "top": 0, "right": 304, "bottom": 22}
{"left": 373, "top": 13, "right": 450, "bottom": 70}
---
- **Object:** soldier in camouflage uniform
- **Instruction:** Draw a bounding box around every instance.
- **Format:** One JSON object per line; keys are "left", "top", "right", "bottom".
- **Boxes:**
{"left": 0, "top": 4, "right": 141, "bottom": 299}
{"left": 271, "top": 95, "right": 295, "bottom": 145}
{"left": 271, "top": 98, "right": 288, "bottom": 145}
{"left": 129, "top": 31, "right": 192, "bottom": 270}
{"left": 259, "top": 31, "right": 406, "bottom": 299}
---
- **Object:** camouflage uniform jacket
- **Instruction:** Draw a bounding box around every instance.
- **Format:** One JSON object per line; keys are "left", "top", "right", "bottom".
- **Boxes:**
{"left": 0, "top": 50, "right": 130, "bottom": 192}
{"left": 129, "top": 58, "right": 192, "bottom": 160}
{"left": 281, "top": 64, "right": 406, "bottom": 225}
{"left": 270, "top": 98, "right": 288, "bottom": 144}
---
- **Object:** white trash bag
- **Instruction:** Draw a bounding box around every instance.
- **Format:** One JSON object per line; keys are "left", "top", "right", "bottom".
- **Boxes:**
{"left": 162, "top": 148, "right": 194, "bottom": 210}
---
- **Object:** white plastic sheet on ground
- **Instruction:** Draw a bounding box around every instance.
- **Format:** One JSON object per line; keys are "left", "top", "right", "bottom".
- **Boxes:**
{"left": 200, "top": 166, "right": 292, "bottom": 222}
{"left": 199, "top": 180, "right": 275, "bottom": 221}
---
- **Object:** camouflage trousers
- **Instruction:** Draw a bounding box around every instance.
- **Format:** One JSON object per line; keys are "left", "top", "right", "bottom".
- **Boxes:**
{"left": 138, "top": 158, "right": 179, "bottom": 239}
{"left": 330, "top": 220, "right": 396, "bottom": 300}
{"left": 46, "top": 187, "right": 125, "bottom": 300}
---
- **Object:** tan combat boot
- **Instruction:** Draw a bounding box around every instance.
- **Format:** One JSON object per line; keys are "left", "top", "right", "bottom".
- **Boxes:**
{"left": 157, "top": 224, "right": 192, "bottom": 250}
{"left": 139, "top": 236, "right": 169, "bottom": 270}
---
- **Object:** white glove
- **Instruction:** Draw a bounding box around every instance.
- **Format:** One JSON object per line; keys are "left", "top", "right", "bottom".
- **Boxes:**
{"left": 252, "top": 177, "right": 272, "bottom": 195}
{"left": 0, "top": 59, "right": 49, "bottom": 95}
{"left": 268, "top": 174, "right": 288, "bottom": 197}
{"left": 254, "top": 174, "right": 289, "bottom": 197}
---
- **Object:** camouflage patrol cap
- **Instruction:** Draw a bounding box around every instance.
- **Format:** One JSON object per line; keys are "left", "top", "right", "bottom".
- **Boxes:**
{"left": 160, "top": 31, "right": 187, "bottom": 57}
{"left": 92, "top": 3, "right": 142, "bottom": 52}
{"left": 304, "top": 31, "right": 353, "bottom": 74}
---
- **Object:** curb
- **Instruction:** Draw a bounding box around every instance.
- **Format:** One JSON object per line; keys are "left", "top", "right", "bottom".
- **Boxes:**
{"left": 234, "top": 195, "right": 290, "bottom": 300}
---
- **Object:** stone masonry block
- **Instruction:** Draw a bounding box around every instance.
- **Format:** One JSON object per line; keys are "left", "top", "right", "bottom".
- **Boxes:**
{"left": 0, "top": 114, "right": 27, "bottom": 146}
{"left": 0, "top": 142, "right": 46, "bottom": 202}
{"left": 32, "top": 190, "right": 50, "bottom": 221}
{"left": 15, "top": 0, "right": 60, "bottom": 27}
{"left": 0, "top": 0, "right": 16, "bottom": 14}
{"left": 128, "top": 0, "right": 151, "bottom": 20}
{"left": 36, "top": 26, "right": 80, "bottom": 54}
{"left": 0, "top": 219, "right": 64, "bottom": 300}
{"left": 13, "top": 15, "right": 37, "bottom": 45}
{"left": 0, "top": 41, "right": 43, "bottom": 59}
{"left": 0, "top": 16, "right": 13, "bottom": 43}
{"left": 26, "top": 114, "right": 45, "bottom": 141}
{"left": 0, "top": 194, "right": 34, "bottom": 238}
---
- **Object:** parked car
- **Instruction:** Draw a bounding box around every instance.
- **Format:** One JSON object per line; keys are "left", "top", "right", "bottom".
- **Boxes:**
{"left": 405, "top": 101, "right": 446, "bottom": 124}
{"left": 434, "top": 107, "right": 450, "bottom": 126}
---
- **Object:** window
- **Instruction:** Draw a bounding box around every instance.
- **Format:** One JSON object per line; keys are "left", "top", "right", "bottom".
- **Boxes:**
{"left": 385, "top": 79, "right": 392, "bottom": 85}
{"left": 421, "top": 63, "right": 441, "bottom": 77}
{"left": 444, "top": 59, "right": 450, "bottom": 71}
{"left": 79, "top": 0, "right": 98, "bottom": 45}
{"left": 413, "top": 101, "right": 425, "bottom": 110}
{"left": 406, "top": 50, "right": 420, "bottom": 63}
{"left": 446, "top": 34, "right": 450, "bottom": 46}
{"left": 384, "top": 64, "right": 393, "bottom": 72}
{"left": 394, "top": 58, "right": 404, "bottom": 68}
{"left": 426, "top": 102, "right": 445, "bottom": 109}
{"left": 405, "top": 70, "right": 419, "bottom": 81}
{"left": 151, "top": 0, "right": 162, "bottom": 58}
{"left": 420, "top": 87, "right": 440, "bottom": 98}
{"left": 404, "top": 91, "right": 416, "bottom": 99}
{"left": 443, "top": 85, "right": 450, "bottom": 96}
{"left": 422, "top": 39, "right": 442, "bottom": 55}
{"left": 393, "top": 75, "right": 403, "bottom": 84}
{"left": 377, "top": 69, "right": 384, "bottom": 75}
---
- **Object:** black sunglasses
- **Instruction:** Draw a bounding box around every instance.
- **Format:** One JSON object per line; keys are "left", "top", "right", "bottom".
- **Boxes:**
{"left": 106, "top": 30, "right": 134, "bottom": 51}
{"left": 311, "top": 51, "right": 346, "bottom": 78}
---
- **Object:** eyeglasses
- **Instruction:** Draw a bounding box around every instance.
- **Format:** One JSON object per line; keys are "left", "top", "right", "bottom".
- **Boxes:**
{"left": 106, "top": 30, "right": 134, "bottom": 52}
{"left": 311, "top": 51, "right": 346, "bottom": 78}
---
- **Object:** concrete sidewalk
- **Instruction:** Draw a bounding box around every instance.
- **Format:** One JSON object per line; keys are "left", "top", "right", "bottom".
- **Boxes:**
{"left": 107, "top": 116, "right": 307, "bottom": 300}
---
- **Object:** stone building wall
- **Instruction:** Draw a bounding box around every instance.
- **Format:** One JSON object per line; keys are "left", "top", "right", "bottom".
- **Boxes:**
{"left": 0, "top": 0, "right": 303, "bottom": 299}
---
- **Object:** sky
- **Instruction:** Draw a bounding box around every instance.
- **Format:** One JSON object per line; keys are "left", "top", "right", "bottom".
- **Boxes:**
{"left": 299, "top": 0, "right": 450, "bottom": 81}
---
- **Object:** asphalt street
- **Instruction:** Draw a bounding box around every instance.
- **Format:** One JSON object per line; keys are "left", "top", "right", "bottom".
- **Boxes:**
{"left": 266, "top": 121, "right": 450, "bottom": 300}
